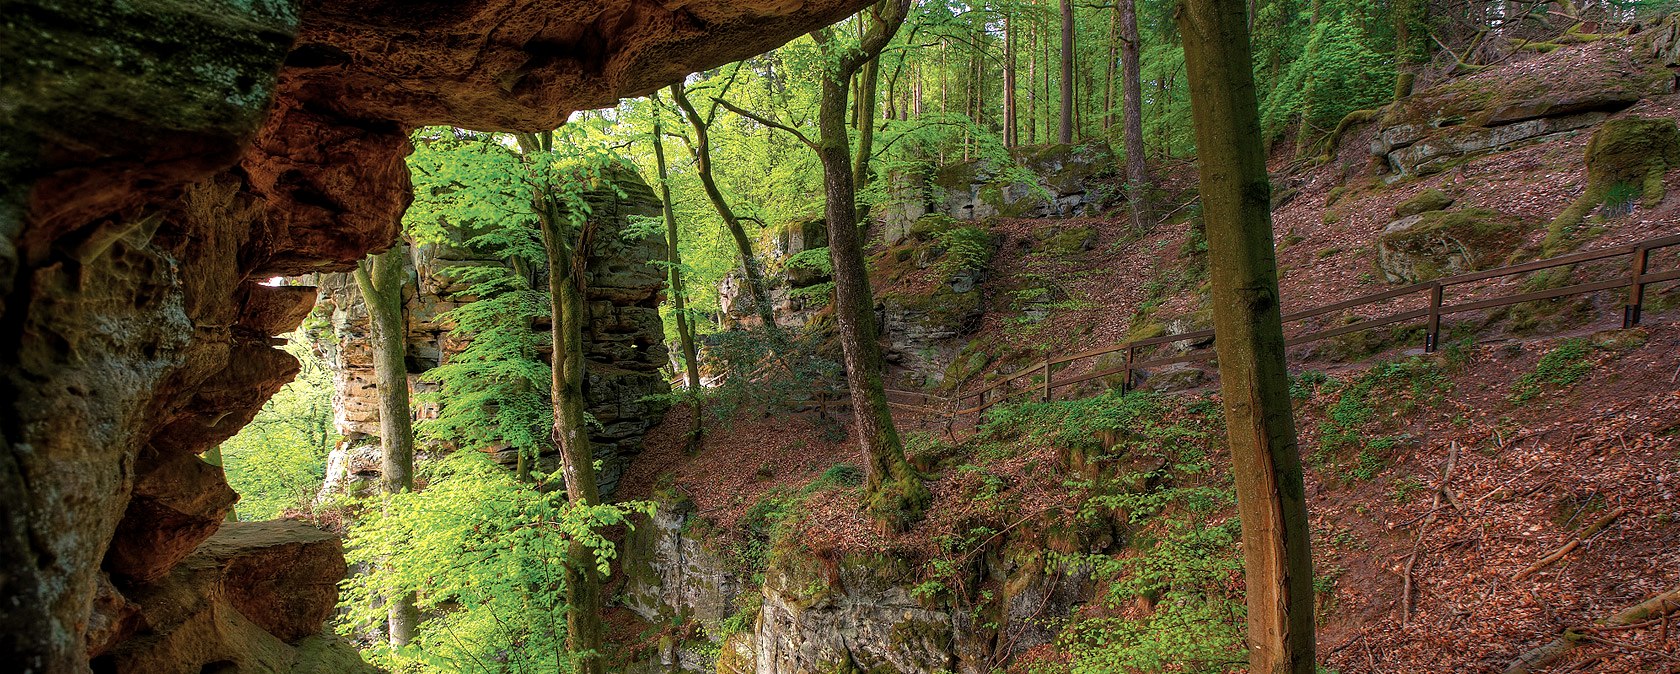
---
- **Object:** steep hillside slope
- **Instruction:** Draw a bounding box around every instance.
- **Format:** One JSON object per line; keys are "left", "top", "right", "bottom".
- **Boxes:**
{"left": 609, "top": 32, "right": 1680, "bottom": 674}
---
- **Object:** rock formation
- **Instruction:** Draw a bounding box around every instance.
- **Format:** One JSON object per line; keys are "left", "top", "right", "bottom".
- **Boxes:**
{"left": 312, "top": 168, "right": 671, "bottom": 497}
{"left": 1, "top": 1, "right": 875, "bottom": 670}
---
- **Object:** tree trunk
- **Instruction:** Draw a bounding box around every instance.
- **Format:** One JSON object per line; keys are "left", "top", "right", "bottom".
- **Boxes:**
{"left": 1120, "top": 0, "right": 1152, "bottom": 228}
{"left": 353, "top": 245, "right": 419, "bottom": 649}
{"left": 1059, "top": 0, "right": 1076, "bottom": 144}
{"left": 814, "top": 0, "right": 925, "bottom": 532}
{"left": 535, "top": 188, "right": 606, "bottom": 674}
{"left": 652, "top": 109, "right": 702, "bottom": 391}
{"left": 1177, "top": 0, "right": 1317, "bottom": 672}
{"left": 1027, "top": 18, "right": 1038, "bottom": 145}
{"left": 853, "top": 55, "right": 881, "bottom": 226}
{"left": 1105, "top": 4, "right": 1120, "bottom": 131}
{"left": 669, "top": 82, "right": 778, "bottom": 332}
{"left": 1005, "top": 14, "right": 1018, "bottom": 147}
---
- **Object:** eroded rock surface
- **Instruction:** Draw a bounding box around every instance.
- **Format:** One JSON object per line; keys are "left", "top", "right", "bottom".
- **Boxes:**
{"left": 2, "top": 0, "right": 874, "bottom": 669}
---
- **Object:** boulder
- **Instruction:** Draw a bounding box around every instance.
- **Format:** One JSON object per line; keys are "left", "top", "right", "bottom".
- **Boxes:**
{"left": 1376, "top": 208, "right": 1532, "bottom": 283}
{"left": 95, "top": 520, "right": 356, "bottom": 674}
{"left": 1393, "top": 189, "right": 1456, "bottom": 218}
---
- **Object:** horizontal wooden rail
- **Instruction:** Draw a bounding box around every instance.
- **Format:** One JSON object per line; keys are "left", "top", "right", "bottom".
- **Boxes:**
{"left": 922, "top": 233, "right": 1680, "bottom": 425}
{"left": 713, "top": 234, "right": 1679, "bottom": 430}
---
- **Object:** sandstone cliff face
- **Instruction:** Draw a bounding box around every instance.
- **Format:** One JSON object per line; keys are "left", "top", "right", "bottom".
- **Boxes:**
{"left": 312, "top": 168, "right": 671, "bottom": 497}
{"left": 1, "top": 1, "right": 873, "bottom": 670}
{"left": 620, "top": 499, "right": 1094, "bottom": 674}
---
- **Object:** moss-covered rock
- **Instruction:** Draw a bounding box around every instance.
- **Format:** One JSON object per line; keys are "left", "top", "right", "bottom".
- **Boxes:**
{"left": 1545, "top": 116, "right": 1680, "bottom": 253}
{"left": 1376, "top": 208, "right": 1533, "bottom": 283}
{"left": 1394, "top": 189, "right": 1455, "bottom": 218}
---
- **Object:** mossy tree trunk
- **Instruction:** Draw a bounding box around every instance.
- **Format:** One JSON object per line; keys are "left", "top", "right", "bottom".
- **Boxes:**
{"left": 669, "top": 81, "right": 779, "bottom": 332}
{"left": 1059, "top": 0, "right": 1076, "bottom": 144}
{"left": 352, "top": 245, "right": 420, "bottom": 648}
{"left": 1177, "top": 0, "right": 1317, "bottom": 672}
{"left": 516, "top": 131, "right": 606, "bottom": 674}
{"left": 853, "top": 55, "right": 882, "bottom": 226}
{"left": 1120, "top": 0, "right": 1151, "bottom": 228}
{"left": 651, "top": 101, "right": 702, "bottom": 391}
{"left": 815, "top": 0, "right": 927, "bottom": 532}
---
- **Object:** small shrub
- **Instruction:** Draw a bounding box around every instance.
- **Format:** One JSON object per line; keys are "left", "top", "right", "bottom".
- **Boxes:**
{"left": 1509, "top": 337, "right": 1595, "bottom": 402}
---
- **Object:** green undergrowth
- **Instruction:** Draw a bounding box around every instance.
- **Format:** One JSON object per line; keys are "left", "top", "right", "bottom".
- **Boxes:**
{"left": 1303, "top": 354, "right": 1457, "bottom": 483}
{"left": 972, "top": 391, "right": 1253, "bottom": 672}
{"left": 1508, "top": 330, "right": 1642, "bottom": 402}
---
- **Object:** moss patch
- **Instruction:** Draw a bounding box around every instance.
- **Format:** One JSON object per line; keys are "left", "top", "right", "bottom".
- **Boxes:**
{"left": 1545, "top": 117, "right": 1680, "bottom": 253}
{"left": 1376, "top": 208, "right": 1533, "bottom": 283}
{"left": 1394, "top": 189, "right": 1455, "bottom": 218}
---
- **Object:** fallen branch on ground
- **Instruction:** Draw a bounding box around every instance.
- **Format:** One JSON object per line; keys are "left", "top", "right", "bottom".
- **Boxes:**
{"left": 1503, "top": 587, "right": 1680, "bottom": 674}
{"left": 1511, "top": 507, "right": 1628, "bottom": 581}
{"left": 1403, "top": 441, "right": 1459, "bottom": 625}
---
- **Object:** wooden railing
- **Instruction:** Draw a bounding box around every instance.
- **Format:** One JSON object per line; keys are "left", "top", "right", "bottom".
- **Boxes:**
{"left": 884, "top": 232, "right": 1680, "bottom": 425}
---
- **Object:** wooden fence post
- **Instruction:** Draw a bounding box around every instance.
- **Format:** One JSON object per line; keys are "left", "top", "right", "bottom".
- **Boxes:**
{"left": 1121, "top": 345, "right": 1134, "bottom": 394}
{"left": 1627, "top": 245, "right": 1649, "bottom": 328}
{"left": 1425, "top": 282, "right": 1443, "bottom": 353}
{"left": 1042, "top": 354, "right": 1053, "bottom": 402}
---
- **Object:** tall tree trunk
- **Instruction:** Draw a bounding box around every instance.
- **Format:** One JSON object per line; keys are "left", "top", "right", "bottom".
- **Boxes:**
{"left": 1120, "top": 0, "right": 1152, "bottom": 228}
{"left": 1005, "top": 14, "right": 1018, "bottom": 147}
{"left": 353, "top": 245, "right": 419, "bottom": 649}
{"left": 854, "top": 55, "right": 881, "bottom": 226}
{"left": 652, "top": 108, "right": 702, "bottom": 391}
{"left": 1059, "top": 0, "right": 1075, "bottom": 144}
{"left": 814, "top": 0, "right": 925, "bottom": 532}
{"left": 1027, "top": 18, "right": 1038, "bottom": 145}
{"left": 1177, "top": 1, "right": 1317, "bottom": 673}
{"left": 669, "top": 82, "right": 778, "bottom": 332}
{"left": 519, "top": 129, "right": 607, "bottom": 674}
{"left": 1105, "top": 4, "right": 1121, "bottom": 131}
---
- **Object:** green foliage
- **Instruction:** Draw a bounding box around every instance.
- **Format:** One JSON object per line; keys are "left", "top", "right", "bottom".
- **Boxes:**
{"left": 1316, "top": 357, "right": 1447, "bottom": 456}
{"left": 340, "top": 452, "right": 652, "bottom": 672}
{"left": 1509, "top": 338, "right": 1595, "bottom": 402}
{"left": 785, "top": 247, "right": 833, "bottom": 277}
{"left": 1050, "top": 518, "right": 1246, "bottom": 674}
{"left": 218, "top": 331, "right": 337, "bottom": 521}
{"left": 934, "top": 225, "right": 993, "bottom": 277}
{"left": 1260, "top": 11, "right": 1396, "bottom": 143}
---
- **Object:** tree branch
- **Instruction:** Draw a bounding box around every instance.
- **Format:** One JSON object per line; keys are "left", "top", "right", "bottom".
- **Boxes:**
{"left": 712, "top": 97, "right": 818, "bottom": 149}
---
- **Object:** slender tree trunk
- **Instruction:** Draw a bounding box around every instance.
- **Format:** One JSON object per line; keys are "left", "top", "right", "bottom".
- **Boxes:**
{"left": 854, "top": 55, "right": 881, "bottom": 226}
{"left": 652, "top": 110, "right": 702, "bottom": 391}
{"left": 1005, "top": 15, "right": 1018, "bottom": 147}
{"left": 1120, "top": 0, "right": 1152, "bottom": 228}
{"left": 1026, "top": 20, "right": 1036, "bottom": 145}
{"left": 669, "top": 82, "right": 778, "bottom": 332}
{"left": 1105, "top": 4, "right": 1121, "bottom": 131}
{"left": 1059, "top": 0, "right": 1075, "bottom": 144}
{"left": 527, "top": 158, "right": 606, "bottom": 674}
{"left": 1177, "top": 1, "right": 1316, "bottom": 673}
{"left": 353, "top": 245, "right": 419, "bottom": 649}
{"left": 814, "top": 0, "right": 925, "bottom": 532}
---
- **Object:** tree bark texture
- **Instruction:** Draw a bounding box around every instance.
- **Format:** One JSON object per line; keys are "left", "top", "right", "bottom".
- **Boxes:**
{"left": 353, "top": 245, "right": 420, "bottom": 648}
{"left": 1177, "top": 0, "right": 1317, "bottom": 672}
{"left": 814, "top": 0, "right": 925, "bottom": 531}
{"left": 1120, "top": 0, "right": 1152, "bottom": 227}
{"left": 1059, "top": 0, "right": 1076, "bottom": 144}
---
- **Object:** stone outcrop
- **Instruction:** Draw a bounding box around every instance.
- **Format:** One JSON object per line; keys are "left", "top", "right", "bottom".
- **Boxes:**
{"left": 1, "top": 0, "right": 875, "bottom": 669}
{"left": 312, "top": 167, "right": 671, "bottom": 496}
{"left": 719, "top": 217, "right": 834, "bottom": 332}
{"left": 92, "top": 520, "right": 373, "bottom": 674}
{"left": 619, "top": 498, "right": 1095, "bottom": 674}
{"left": 884, "top": 143, "right": 1116, "bottom": 243}
{"left": 1376, "top": 208, "right": 1533, "bottom": 283}
{"left": 1371, "top": 38, "right": 1669, "bottom": 177}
